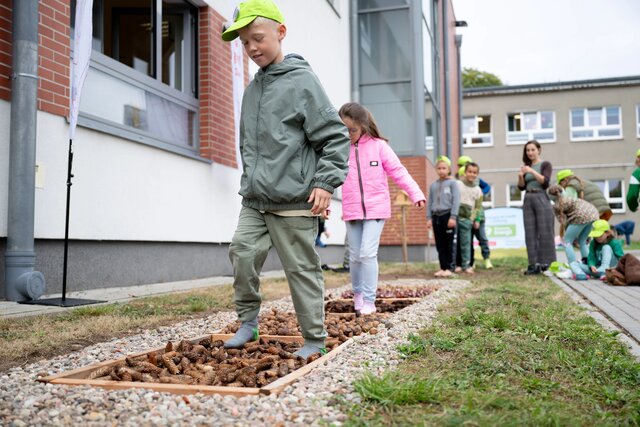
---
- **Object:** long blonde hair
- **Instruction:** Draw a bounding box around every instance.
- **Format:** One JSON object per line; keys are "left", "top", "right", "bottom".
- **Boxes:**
{"left": 338, "top": 102, "right": 388, "bottom": 142}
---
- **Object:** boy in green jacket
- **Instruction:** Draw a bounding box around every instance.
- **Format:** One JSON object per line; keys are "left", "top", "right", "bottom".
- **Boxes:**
{"left": 221, "top": 0, "right": 350, "bottom": 359}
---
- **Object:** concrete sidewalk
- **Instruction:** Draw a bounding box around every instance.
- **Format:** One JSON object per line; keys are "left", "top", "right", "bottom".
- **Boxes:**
{"left": 0, "top": 271, "right": 285, "bottom": 319}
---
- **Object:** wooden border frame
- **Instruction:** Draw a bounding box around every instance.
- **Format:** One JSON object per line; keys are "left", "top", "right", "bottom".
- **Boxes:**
{"left": 39, "top": 334, "right": 352, "bottom": 397}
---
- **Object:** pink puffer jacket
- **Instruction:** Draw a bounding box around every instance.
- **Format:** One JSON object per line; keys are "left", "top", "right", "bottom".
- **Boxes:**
{"left": 342, "top": 134, "right": 426, "bottom": 221}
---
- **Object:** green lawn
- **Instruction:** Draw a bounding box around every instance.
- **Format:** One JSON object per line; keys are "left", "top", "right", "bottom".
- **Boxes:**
{"left": 345, "top": 256, "right": 640, "bottom": 426}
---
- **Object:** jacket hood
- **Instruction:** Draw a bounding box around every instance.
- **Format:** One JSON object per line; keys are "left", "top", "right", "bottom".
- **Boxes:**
{"left": 256, "top": 53, "right": 309, "bottom": 77}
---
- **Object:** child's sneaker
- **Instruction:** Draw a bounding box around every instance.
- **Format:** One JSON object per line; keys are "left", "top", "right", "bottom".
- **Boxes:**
{"left": 574, "top": 273, "right": 588, "bottom": 281}
{"left": 353, "top": 292, "right": 364, "bottom": 311}
{"left": 360, "top": 301, "right": 376, "bottom": 315}
{"left": 484, "top": 259, "right": 493, "bottom": 270}
{"left": 434, "top": 269, "right": 444, "bottom": 277}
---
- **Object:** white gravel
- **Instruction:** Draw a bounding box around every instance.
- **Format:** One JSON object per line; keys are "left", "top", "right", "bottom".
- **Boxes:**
{"left": 0, "top": 278, "right": 469, "bottom": 427}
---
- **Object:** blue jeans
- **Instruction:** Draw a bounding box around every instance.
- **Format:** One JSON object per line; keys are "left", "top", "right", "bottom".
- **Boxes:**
{"left": 570, "top": 245, "right": 617, "bottom": 278}
{"left": 346, "top": 219, "right": 386, "bottom": 303}
{"left": 563, "top": 222, "right": 594, "bottom": 264}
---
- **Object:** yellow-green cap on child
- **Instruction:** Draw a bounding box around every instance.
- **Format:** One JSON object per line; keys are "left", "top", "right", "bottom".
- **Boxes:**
{"left": 636, "top": 148, "right": 640, "bottom": 157}
{"left": 221, "top": 0, "right": 284, "bottom": 42}
{"left": 436, "top": 155, "right": 451, "bottom": 167}
{"left": 556, "top": 169, "right": 573, "bottom": 184}
{"left": 457, "top": 155, "right": 473, "bottom": 166}
{"left": 588, "top": 219, "right": 610, "bottom": 238}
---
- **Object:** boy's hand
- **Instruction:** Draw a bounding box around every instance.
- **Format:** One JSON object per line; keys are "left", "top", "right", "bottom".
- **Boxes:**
{"left": 426, "top": 219, "right": 432, "bottom": 229}
{"left": 473, "top": 221, "right": 480, "bottom": 230}
{"left": 447, "top": 218, "right": 456, "bottom": 229}
{"left": 590, "top": 266, "right": 598, "bottom": 273}
{"left": 308, "top": 188, "right": 332, "bottom": 215}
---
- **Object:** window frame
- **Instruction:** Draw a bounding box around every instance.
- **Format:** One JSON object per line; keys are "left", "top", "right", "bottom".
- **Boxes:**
{"left": 592, "top": 178, "right": 626, "bottom": 214}
{"left": 72, "top": 0, "right": 202, "bottom": 160}
{"left": 506, "top": 184, "right": 524, "bottom": 208}
{"left": 506, "top": 110, "right": 556, "bottom": 145}
{"left": 636, "top": 104, "right": 640, "bottom": 138}
{"left": 482, "top": 186, "right": 494, "bottom": 209}
{"left": 569, "top": 106, "right": 623, "bottom": 142}
{"left": 462, "top": 114, "right": 493, "bottom": 148}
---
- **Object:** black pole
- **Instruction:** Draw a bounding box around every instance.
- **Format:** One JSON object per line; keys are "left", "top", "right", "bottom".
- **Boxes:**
{"left": 61, "top": 138, "right": 74, "bottom": 302}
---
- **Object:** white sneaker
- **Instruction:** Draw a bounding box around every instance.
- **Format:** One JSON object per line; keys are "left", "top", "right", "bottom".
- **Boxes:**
{"left": 360, "top": 301, "right": 376, "bottom": 315}
{"left": 353, "top": 292, "right": 364, "bottom": 311}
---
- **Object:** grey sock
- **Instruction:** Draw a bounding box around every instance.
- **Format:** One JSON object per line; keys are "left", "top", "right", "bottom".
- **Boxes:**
{"left": 224, "top": 319, "right": 259, "bottom": 348}
{"left": 293, "top": 344, "right": 327, "bottom": 359}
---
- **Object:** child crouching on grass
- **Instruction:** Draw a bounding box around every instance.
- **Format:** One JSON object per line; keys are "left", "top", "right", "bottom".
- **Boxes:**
{"left": 456, "top": 162, "right": 483, "bottom": 274}
{"left": 426, "top": 156, "right": 460, "bottom": 278}
{"left": 570, "top": 219, "right": 624, "bottom": 280}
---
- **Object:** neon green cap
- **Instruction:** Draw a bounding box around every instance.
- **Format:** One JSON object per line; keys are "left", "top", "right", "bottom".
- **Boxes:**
{"left": 222, "top": 0, "right": 284, "bottom": 42}
{"left": 588, "top": 219, "right": 610, "bottom": 238}
{"left": 636, "top": 148, "right": 640, "bottom": 157}
{"left": 436, "top": 155, "right": 451, "bottom": 167}
{"left": 457, "top": 155, "right": 473, "bottom": 166}
{"left": 556, "top": 169, "right": 573, "bottom": 184}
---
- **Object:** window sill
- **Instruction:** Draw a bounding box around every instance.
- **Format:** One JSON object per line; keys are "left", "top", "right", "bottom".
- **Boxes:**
{"left": 506, "top": 139, "right": 556, "bottom": 146}
{"left": 463, "top": 143, "right": 494, "bottom": 148}
{"left": 569, "top": 137, "right": 624, "bottom": 143}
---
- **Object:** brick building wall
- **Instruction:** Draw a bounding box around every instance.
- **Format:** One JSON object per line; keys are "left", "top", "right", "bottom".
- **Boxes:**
{"left": 198, "top": 7, "right": 240, "bottom": 168}
{"left": 380, "top": 156, "right": 430, "bottom": 246}
{"left": 0, "top": 0, "right": 10, "bottom": 101}
{"left": 0, "top": 0, "right": 70, "bottom": 118}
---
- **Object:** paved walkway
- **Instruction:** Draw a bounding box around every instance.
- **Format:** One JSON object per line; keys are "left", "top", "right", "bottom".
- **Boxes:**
{"left": 560, "top": 277, "right": 640, "bottom": 343}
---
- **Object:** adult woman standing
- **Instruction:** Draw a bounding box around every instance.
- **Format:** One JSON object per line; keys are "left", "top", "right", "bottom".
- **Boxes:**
{"left": 517, "top": 140, "right": 556, "bottom": 275}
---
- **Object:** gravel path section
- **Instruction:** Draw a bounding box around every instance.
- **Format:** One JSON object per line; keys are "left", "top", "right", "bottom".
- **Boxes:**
{"left": 1, "top": 279, "right": 468, "bottom": 427}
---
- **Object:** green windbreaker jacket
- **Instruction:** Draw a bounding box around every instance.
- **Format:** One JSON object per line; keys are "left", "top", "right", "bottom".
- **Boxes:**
{"left": 238, "top": 54, "right": 349, "bottom": 211}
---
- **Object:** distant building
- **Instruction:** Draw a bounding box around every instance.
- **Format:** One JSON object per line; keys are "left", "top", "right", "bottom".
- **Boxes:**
{"left": 461, "top": 76, "right": 640, "bottom": 239}
{"left": 1, "top": 0, "right": 462, "bottom": 299}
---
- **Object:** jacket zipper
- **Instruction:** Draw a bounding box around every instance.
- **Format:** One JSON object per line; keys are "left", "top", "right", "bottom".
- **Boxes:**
{"left": 248, "top": 76, "right": 264, "bottom": 195}
{"left": 354, "top": 141, "right": 367, "bottom": 219}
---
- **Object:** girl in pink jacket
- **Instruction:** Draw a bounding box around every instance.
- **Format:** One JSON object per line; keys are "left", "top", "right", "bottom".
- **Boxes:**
{"left": 338, "top": 103, "right": 426, "bottom": 315}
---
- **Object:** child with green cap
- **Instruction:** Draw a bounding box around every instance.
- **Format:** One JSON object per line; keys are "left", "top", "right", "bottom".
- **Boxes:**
{"left": 569, "top": 219, "right": 624, "bottom": 280}
{"left": 221, "top": 0, "right": 350, "bottom": 359}
{"left": 626, "top": 149, "right": 640, "bottom": 212}
{"left": 427, "top": 156, "right": 460, "bottom": 278}
{"left": 556, "top": 169, "right": 612, "bottom": 220}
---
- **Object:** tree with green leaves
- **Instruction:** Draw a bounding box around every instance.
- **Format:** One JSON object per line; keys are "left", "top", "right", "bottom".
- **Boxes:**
{"left": 462, "top": 67, "right": 503, "bottom": 88}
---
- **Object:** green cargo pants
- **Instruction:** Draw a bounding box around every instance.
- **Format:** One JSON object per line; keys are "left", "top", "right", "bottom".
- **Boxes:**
{"left": 228, "top": 206, "right": 327, "bottom": 346}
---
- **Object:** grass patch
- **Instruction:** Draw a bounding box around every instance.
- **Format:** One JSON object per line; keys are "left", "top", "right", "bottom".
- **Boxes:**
{"left": 347, "top": 259, "right": 640, "bottom": 426}
{"left": 0, "top": 272, "right": 352, "bottom": 371}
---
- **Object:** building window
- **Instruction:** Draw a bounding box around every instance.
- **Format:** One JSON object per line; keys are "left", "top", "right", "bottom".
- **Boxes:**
{"left": 425, "top": 118, "right": 434, "bottom": 151}
{"left": 570, "top": 106, "right": 622, "bottom": 141}
{"left": 482, "top": 187, "right": 494, "bottom": 209}
{"left": 507, "top": 184, "right": 524, "bottom": 208}
{"left": 462, "top": 115, "right": 492, "bottom": 147}
{"left": 72, "top": 0, "right": 200, "bottom": 158}
{"left": 507, "top": 111, "right": 555, "bottom": 144}
{"left": 636, "top": 105, "right": 640, "bottom": 137}
{"left": 593, "top": 179, "right": 626, "bottom": 213}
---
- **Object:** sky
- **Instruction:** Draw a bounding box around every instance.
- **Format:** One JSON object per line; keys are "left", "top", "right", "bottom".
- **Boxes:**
{"left": 452, "top": 0, "right": 640, "bottom": 86}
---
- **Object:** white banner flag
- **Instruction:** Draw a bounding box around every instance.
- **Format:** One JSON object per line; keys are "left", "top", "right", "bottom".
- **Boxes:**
{"left": 69, "top": 0, "right": 94, "bottom": 140}
{"left": 231, "top": 38, "right": 244, "bottom": 168}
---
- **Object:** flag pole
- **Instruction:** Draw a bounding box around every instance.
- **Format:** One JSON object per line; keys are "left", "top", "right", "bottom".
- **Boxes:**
{"left": 61, "top": 138, "right": 74, "bottom": 302}
{"left": 20, "top": 0, "right": 103, "bottom": 307}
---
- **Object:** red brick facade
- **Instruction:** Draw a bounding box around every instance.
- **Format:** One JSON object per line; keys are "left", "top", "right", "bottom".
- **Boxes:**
{"left": 0, "top": 0, "right": 71, "bottom": 116}
{"left": 198, "top": 7, "right": 240, "bottom": 167}
{"left": 380, "top": 156, "right": 430, "bottom": 246}
{"left": 0, "top": 0, "right": 10, "bottom": 101}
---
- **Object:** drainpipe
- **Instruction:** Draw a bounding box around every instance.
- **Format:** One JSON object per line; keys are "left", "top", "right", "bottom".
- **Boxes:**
{"left": 350, "top": 0, "right": 359, "bottom": 102}
{"left": 4, "top": 0, "right": 46, "bottom": 301}
{"left": 455, "top": 34, "right": 463, "bottom": 155}
{"left": 442, "top": 0, "right": 452, "bottom": 157}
